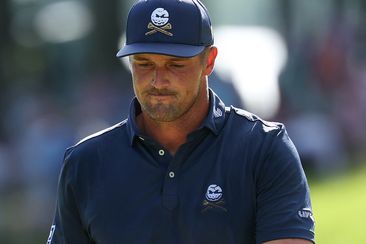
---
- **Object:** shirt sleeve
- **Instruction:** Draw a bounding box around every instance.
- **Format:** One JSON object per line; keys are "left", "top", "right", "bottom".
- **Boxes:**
{"left": 47, "top": 148, "right": 92, "bottom": 244}
{"left": 254, "top": 126, "right": 315, "bottom": 243}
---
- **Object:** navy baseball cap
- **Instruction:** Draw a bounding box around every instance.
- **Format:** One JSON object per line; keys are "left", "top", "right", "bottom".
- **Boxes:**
{"left": 116, "top": 0, "right": 214, "bottom": 58}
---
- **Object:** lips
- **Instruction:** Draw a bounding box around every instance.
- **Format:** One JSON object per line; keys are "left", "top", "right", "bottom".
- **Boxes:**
{"left": 146, "top": 88, "right": 176, "bottom": 97}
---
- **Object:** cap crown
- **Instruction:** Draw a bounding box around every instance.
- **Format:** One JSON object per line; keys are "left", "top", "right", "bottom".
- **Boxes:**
{"left": 126, "top": 0, "right": 213, "bottom": 46}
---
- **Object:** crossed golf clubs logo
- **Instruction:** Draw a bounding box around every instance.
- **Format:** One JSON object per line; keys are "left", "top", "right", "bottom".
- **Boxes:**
{"left": 202, "top": 199, "right": 227, "bottom": 212}
{"left": 146, "top": 22, "right": 173, "bottom": 36}
{"left": 145, "top": 8, "right": 173, "bottom": 37}
{"left": 201, "top": 184, "right": 227, "bottom": 212}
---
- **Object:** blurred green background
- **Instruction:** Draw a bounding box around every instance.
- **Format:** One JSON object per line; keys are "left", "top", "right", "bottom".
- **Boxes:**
{"left": 1, "top": 0, "right": 366, "bottom": 243}
{"left": 309, "top": 162, "right": 366, "bottom": 244}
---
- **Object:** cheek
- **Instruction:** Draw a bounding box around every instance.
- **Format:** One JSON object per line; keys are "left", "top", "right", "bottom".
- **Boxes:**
{"left": 178, "top": 70, "right": 203, "bottom": 91}
{"left": 131, "top": 78, "right": 145, "bottom": 101}
{"left": 131, "top": 70, "right": 150, "bottom": 91}
{"left": 131, "top": 65, "right": 153, "bottom": 81}
{"left": 132, "top": 79, "right": 139, "bottom": 95}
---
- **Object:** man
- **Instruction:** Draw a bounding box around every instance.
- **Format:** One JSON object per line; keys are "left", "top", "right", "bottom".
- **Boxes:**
{"left": 47, "top": 0, "right": 315, "bottom": 243}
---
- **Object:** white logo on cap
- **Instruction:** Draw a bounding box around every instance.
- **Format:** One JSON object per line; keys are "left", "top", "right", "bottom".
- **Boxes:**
{"left": 151, "top": 8, "right": 169, "bottom": 26}
{"left": 146, "top": 8, "right": 173, "bottom": 36}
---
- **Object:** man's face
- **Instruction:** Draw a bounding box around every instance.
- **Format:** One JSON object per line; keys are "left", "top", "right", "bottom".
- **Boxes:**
{"left": 129, "top": 50, "right": 213, "bottom": 122}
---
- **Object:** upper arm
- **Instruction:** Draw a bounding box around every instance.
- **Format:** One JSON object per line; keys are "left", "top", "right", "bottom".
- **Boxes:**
{"left": 47, "top": 148, "right": 92, "bottom": 243}
{"left": 255, "top": 126, "right": 315, "bottom": 243}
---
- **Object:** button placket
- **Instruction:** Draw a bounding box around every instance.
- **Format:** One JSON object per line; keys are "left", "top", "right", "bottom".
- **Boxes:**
{"left": 158, "top": 149, "right": 165, "bottom": 156}
{"left": 162, "top": 160, "right": 180, "bottom": 210}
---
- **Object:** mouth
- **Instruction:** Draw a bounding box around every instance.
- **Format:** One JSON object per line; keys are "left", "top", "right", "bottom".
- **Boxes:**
{"left": 146, "top": 89, "right": 177, "bottom": 99}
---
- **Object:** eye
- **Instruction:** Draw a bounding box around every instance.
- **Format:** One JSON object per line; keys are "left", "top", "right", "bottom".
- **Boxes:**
{"left": 169, "top": 63, "right": 185, "bottom": 68}
{"left": 136, "top": 62, "right": 154, "bottom": 68}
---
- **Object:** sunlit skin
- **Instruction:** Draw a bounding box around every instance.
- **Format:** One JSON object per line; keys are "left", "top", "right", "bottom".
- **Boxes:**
{"left": 129, "top": 47, "right": 217, "bottom": 155}
{"left": 131, "top": 54, "right": 208, "bottom": 122}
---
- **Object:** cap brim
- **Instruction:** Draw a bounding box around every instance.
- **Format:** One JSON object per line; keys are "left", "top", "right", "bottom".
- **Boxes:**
{"left": 116, "top": 43, "right": 206, "bottom": 58}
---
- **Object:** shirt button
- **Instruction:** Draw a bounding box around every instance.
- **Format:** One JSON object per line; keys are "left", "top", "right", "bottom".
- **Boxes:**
{"left": 158, "top": 149, "right": 165, "bottom": 156}
{"left": 168, "top": 171, "right": 175, "bottom": 178}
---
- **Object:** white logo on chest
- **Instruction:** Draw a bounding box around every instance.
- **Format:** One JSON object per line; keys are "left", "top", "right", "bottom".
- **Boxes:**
{"left": 205, "top": 184, "right": 223, "bottom": 202}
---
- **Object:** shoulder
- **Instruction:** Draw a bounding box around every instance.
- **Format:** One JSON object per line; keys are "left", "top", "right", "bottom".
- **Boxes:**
{"left": 63, "top": 120, "right": 128, "bottom": 167}
{"left": 74, "top": 119, "right": 128, "bottom": 148}
{"left": 226, "top": 106, "right": 285, "bottom": 136}
{"left": 223, "top": 106, "right": 293, "bottom": 160}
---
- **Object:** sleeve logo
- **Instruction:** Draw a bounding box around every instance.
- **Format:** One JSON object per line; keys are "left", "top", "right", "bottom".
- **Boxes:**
{"left": 298, "top": 208, "right": 314, "bottom": 221}
{"left": 47, "top": 225, "right": 56, "bottom": 244}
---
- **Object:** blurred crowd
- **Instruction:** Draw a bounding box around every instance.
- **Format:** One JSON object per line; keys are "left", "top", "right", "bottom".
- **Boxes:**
{"left": 279, "top": 9, "right": 366, "bottom": 173}
{"left": 1, "top": 0, "right": 366, "bottom": 243}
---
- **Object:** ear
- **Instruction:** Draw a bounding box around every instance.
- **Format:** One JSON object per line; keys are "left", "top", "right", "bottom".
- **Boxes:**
{"left": 204, "top": 46, "right": 218, "bottom": 76}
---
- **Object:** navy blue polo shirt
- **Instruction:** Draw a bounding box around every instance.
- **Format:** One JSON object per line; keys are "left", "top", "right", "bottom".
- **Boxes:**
{"left": 48, "top": 90, "right": 315, "bottom": 244}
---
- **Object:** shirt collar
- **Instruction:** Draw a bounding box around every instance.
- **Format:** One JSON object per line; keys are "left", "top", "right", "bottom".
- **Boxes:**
{"left": 126, "top": 99, "right": 143, "bottom": 145}
{"left": 126, "top": 88, "right": 226, "bottom": 146}
{"left": 199, "top": 88, "right": 227, "bottom": 135}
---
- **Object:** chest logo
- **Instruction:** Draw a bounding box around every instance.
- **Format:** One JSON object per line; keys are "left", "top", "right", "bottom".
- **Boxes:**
{"left": 206, "top": 184, "right": 223, "bottom": 202}
{"left": 202, "top": 184, "right": 227, "bottom": 212}
{"left": 145, "top": 8, "right": 173, "bottom": 36}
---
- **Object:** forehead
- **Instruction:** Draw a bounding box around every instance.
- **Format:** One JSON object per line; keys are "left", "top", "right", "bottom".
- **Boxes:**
{"left": 130, "top": 53, "right": 197, "bottom": 62}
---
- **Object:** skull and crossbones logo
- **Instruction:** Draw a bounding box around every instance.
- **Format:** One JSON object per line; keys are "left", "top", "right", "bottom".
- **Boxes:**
{"left": 145, "top": 8, "right": 173, "bottom": 36}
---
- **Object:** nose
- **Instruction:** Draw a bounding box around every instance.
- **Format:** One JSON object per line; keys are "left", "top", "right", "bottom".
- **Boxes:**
{"left": 151, "top": 66, "right": 169, "bottom": 89}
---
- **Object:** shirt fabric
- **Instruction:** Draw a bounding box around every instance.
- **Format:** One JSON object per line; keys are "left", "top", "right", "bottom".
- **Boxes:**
{"left": 47, "top": 89, "right": 315, "bottom": 244}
